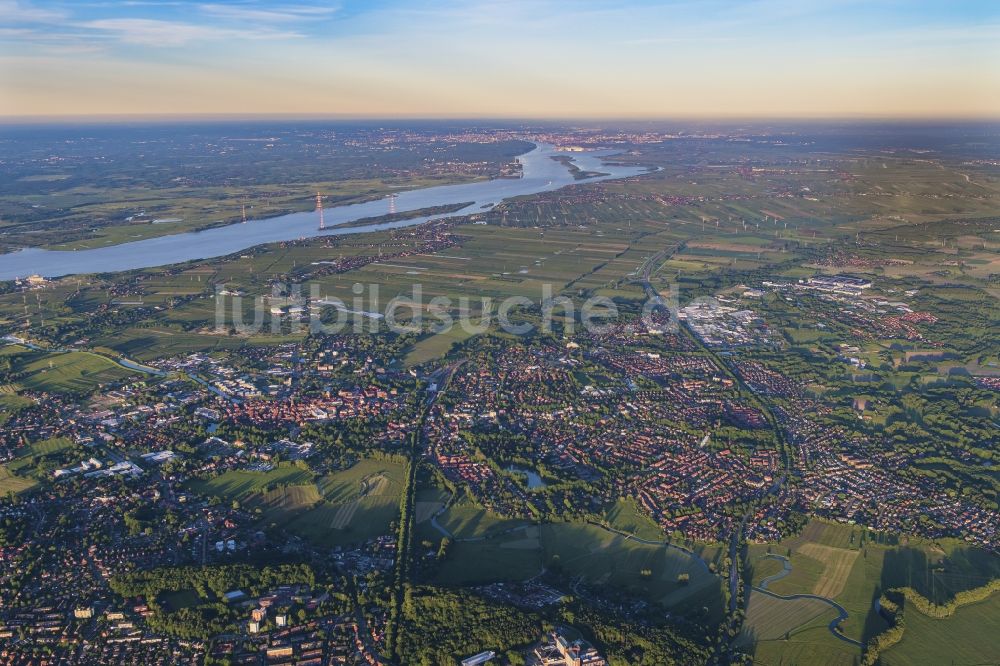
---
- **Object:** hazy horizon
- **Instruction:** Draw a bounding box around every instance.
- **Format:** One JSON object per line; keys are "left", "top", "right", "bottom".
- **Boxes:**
{"left": 2, "top": 113, "right": 1000, "bottom": 123}
{"left": 2, "top": 0, "right": 998, "bottom": 119}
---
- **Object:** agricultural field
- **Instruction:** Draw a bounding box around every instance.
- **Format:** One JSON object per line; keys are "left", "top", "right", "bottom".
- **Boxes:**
{"left": 750, "top": 549, "right": 826, "bottom": 599}
{"left": 746, "top": 520, "right": 1000, "bottom": 660}
{"left": 286, "top": 458, "right": 405, "bottom": 547}
{"left": 324, "top": 223, "right": 649, "bottom": 308}
{"left": 0, "top": 345, "right": 137, "bottom": 394}
{"left": 286, "top": 497, "right": 399, "bottom": 546}
{"left": 187, "top": 457, "right": 406, "bottom": 547}
{"left": 96, "top": 329, "right": 300, "bottom": 362}
{"left": 419, "top": 501, "right": 530, "bottom": 541}
{"left": 738, "top": 591, "right": 837, "bottom": 644}
{"left": 413, "top": 487, "right": 449, "bottom": 525}
{"left": 795, "top": 543, "right": 859, "bottom": 598}
{"left": 316, "top": 458, "right": 405, "bottom": 504}
{"left": 247, "top": 484, "right": 323, "bottom": 524}
{"left": 0, "top": 464, "right": 38, "bottom": 496}
{"left": 0, "top": 393, "right": 33, "bottom": 426}
{"left": 603, "top": 497, "right": 666, "bottom": 542}
{"left": 750, "top": 622, "right": 860, "bottom": 666}
{"left": 430, "top": 527, "right": 545, "bottom": 587}
{"left": 422, "top": 508, "right": 725, "bottom": 622}
{"left": 541, "top": 523, "right": 723, "bottom": 614}
{"left": 605, "top": 497, "right": 665, "bottom": 541}
{"left": 0, "top": 436, "right": 77, "bottom": 495}
{"left": 404, "top": 327, "right": 479, "bottom": 367}
{"left": 6, "top": 436, "right": 76, "bottom": 475}
{"left": 284, "top": 494, "right": 400, "bottom": 547}
{"left": 882, "top": 591, "right": 1000, "bottom": 666}
{"left": 185, "top": 463, "right": 314, "bottom": 501}
{"left": 750, "top": 556, "right": 787, "bottom": 588}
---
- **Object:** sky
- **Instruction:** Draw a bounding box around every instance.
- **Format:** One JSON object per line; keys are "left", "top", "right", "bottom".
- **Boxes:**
{"left": 1, "top": 0, "right": 998, "bottom": 119}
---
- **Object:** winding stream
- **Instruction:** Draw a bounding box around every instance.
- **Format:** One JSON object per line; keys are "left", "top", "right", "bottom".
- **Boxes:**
{"left": 750, "top": 553, "right": 862, "bottom": 647}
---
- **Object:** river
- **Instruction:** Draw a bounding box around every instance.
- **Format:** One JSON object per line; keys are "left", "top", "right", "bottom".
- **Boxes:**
{"left": 0, "top": 143, "right": 648, "bottom": 280}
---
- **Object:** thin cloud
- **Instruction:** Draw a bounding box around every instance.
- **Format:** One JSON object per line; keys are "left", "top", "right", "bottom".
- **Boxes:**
{"left": 198, "top": 3, "right": 338, "bottom": 23}
{"left": 80, "top": 18, "right": 302, "bottom": 46}
{"left": 619, "top": 36, "right": 737, "bottom": 45}
{"left": 0, "top": 0, "right": 68, "bottom": 23}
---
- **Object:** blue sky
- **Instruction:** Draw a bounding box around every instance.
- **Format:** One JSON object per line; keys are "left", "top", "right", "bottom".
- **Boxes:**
{"left": 1, "top": 0, "right": 998, "bottom": 117}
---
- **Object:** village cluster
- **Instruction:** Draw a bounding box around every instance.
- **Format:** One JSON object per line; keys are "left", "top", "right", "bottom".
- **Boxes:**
{"left": 0, "top": 270, "right": 996, "bottom": 664}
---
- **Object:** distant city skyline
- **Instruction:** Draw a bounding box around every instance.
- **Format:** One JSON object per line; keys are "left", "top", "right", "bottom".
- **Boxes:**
{"left": 1, "top": 0, "right": 998, "bottom": 119}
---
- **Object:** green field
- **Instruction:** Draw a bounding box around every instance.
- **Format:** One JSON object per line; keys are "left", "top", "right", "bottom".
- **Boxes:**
{"left": 431, "top": 526, "right": 545, "bottom": 586}
{"left": 751, "top": 622, "right": 860, "bottom": 666}
{"left": 750, "top": 556, "right": 786, "bottom": 587}
{"left": 0, "top": 393, "right": 33, "bottom": 426}
{"left": 283, "top": 457, "right": 407, "bottom": 546}
{"left": 186, "top": 463, "right": 314, "bottom": 500}
{"left": 5, "top": 436, "right": 76, "bottom": 476}
{"left": 247, "top": 484, "right": 322, "bottom": 523}
{"left": 542, "top": 523, "right": 723, "bottom": 614}
{"left": 14, "top": 436, "right": 74, "bottom": 457}
{"left": 755, "top": 550, "right": 826, "bottom": 598}
{"left": 0, "top": 436, "right": 76, "bottom": 495}
{"left": 159, "top": 588, "right": 201, "bottom": 612}
{"left": 882, "top": 591, "right": 1000, "bottom": 666}
{"left": 0, "top": 464, "right": 38, "bottom": 496}
{"left": 739, "top": 591, "right": 838, "bottom": 645}
{"left": 285, "top": 494, "right": 400, "bottom": 547}
{"left": 745, "top": 520, "right": 1000, "bottom": 661}
{"left": 422, "top": 509, "right": 724, "bottom": 621}
{"left": 1, "top": 345, "right": 137, "bottom": 394}
{"left": 186, "top": 458, "right": 407, "bottom": 547}
{"left": 604, "top": 497, "right": 665, "bottom": 542}
{"left": 317, "top": 458, "right": 405, "bottom": 504}
{"left": 423, "top": 502, "right": 531, "bottom": 540}
{"left": 404, "top": 327, "right": 479, "bottom": 367}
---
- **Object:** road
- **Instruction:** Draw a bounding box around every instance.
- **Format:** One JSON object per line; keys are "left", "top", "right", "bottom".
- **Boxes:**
{"left": 635, "top": 248, "right": 795, "bottom": 660}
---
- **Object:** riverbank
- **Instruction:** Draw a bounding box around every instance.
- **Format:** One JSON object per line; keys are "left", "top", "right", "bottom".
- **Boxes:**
{"left": 0, "top": 144, "right": 648, "bottom": 280}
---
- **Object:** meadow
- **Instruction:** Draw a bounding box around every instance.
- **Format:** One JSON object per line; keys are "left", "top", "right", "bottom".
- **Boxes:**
{"left": 603, "top": 497, "right": 666, "bottom": 542}
{"left": 1, "top": 344, "right": 137, "bottom": 394}
{"left": 423, "top": 501, "right": 531, "bottom": 541}
{"left": 0, "top": 436, "right": 76, "bottom": 496}
{"left": 287, "top": 458, "right": 406, "bottom": 547}
{"left": 746, "top": 520, "right": 1000, "bottom": 662}
{"left": 882, "top": 591, "right": 1000, "bottom": 666}
{"left": 420, "top": 502, "right": 725, "bottom": 622}
{"left": 738, "top": 592, "right": 837, "bottom": 645}
{"left": 187, "top": 458, "right": 407, "bottom": 547}
{"left": 185, "top": 463, "right": 315, "bottom": 500}
{"left": 750, "top": 621, "right": 860, "bottom": 666}
{"left": 0, "top": 464, "right": 38, "bottom": 496}
{"left": 0, "top": 392, "right": 33, "bottom": 426}
{"left": 542, "top": 522, "right": 724, "bottom": 615}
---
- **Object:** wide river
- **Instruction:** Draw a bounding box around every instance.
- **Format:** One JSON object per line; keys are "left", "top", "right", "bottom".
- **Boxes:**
{"left": 0, "top": 143, "right": 648, "bottom": 280}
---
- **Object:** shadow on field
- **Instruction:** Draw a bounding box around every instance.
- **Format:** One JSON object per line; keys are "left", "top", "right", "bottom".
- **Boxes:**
{"left": 881, "top": 546, "right": 1000, "bottom": 605}
{"left": 861, "top": 583, "right": 887, "bottom": 645}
